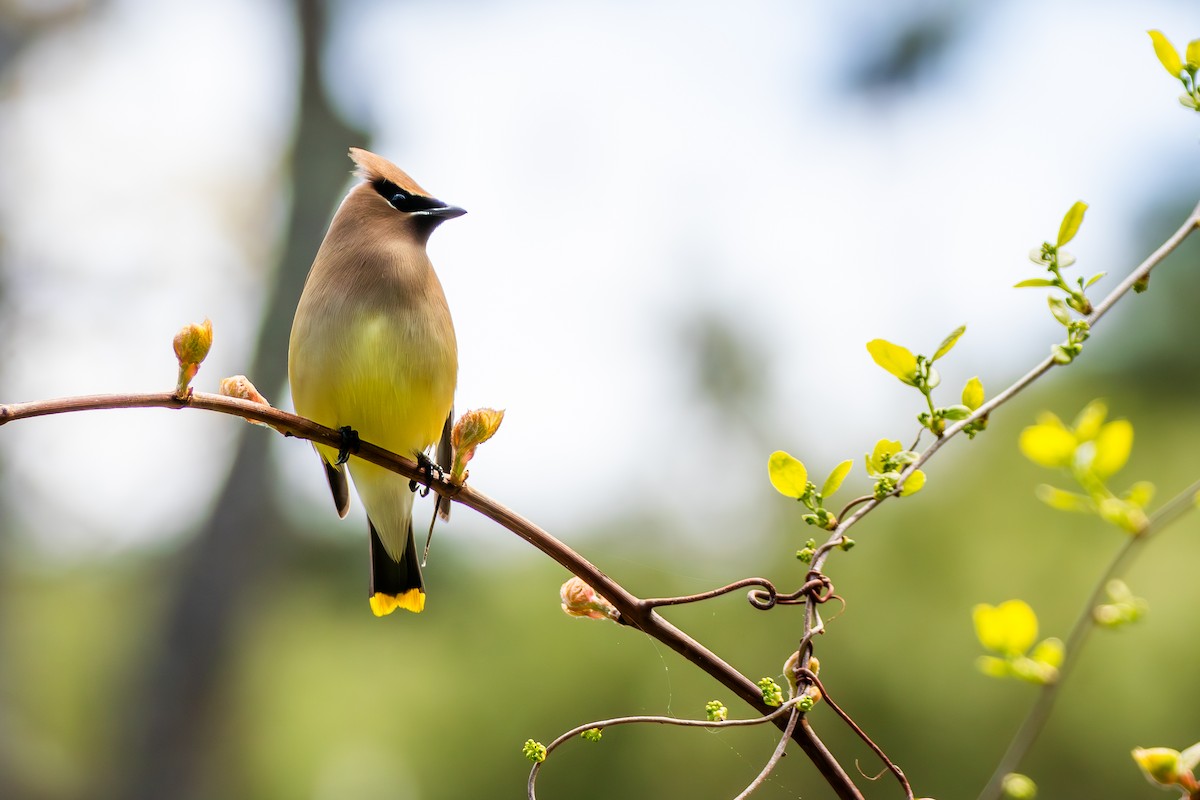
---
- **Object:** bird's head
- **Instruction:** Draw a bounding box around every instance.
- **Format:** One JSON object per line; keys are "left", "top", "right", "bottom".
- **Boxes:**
{"left": 348, "top": 147, "right": 465, "bottom": 240}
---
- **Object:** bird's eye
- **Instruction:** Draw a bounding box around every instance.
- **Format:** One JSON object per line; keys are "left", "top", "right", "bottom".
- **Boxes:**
{"left": 371, "top": 177, "right": 446, "bottom": 214}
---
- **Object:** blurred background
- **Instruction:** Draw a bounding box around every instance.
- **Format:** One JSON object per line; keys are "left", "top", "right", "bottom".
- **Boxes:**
{"left": 1, "top": 0, "right": 1198, "bottom": 797}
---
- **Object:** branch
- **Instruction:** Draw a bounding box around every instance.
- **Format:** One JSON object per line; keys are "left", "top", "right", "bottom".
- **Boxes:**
{"left": 974, "top": 475, "right": 1200, "bottom": 800}
{"left": 0, "top": 390, "right": 864, "bottom": 799}
{"left": 770, "top": 197, "right": 1200, "bottom": 793}
{"left": 527, "top": 700, "right": 804, "bottom": 800}
{"left": 796, "top": 198, "right": 1200, "bottom": 659}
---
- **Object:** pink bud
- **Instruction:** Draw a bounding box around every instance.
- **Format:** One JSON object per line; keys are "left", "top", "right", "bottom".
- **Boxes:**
{"left": 560, "top": 576, "right": 618, "bottom": 621}
{"left": 450, "top": 408, "right": 505, "bottom": 483}
{"left": 219, "top": 375, "right": 273, "bottom": 427}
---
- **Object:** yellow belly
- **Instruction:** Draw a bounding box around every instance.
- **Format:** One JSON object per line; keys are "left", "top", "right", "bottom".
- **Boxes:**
{"left": 290, "top": 310, "right": 455, "bottom": 461}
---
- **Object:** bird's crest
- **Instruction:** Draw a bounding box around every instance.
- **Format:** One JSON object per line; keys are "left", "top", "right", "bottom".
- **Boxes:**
{"left": 348, "top": 147, "right": 430, "bottom": 197}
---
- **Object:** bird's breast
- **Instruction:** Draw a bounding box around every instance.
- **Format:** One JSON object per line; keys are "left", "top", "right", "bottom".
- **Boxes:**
{"left": 289, "top": 271, "right": 457, "bottom": 460}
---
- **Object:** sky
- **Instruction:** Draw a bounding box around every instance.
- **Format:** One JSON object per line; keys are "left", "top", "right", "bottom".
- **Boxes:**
{"left": 0, "top": 0, "right": 1196, "bottom": 558}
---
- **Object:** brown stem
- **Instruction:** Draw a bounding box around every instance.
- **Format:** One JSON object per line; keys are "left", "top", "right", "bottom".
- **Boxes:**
{"left": 528, "top": 699, "right": 804, "bottom": 800}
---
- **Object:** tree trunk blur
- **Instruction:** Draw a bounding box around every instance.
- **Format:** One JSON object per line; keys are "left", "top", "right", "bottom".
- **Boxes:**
{"left": 111, "top": 0, "right": 366, "bottom": 797}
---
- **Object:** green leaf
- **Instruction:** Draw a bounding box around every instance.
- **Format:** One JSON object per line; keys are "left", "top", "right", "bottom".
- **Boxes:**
{"left": 821, "top": 459, "right": 853, "bottom": 499}
{"left": 866, "top": 339, "right": 919, "bottom": 385}
{"left": 962, "top": 376, "right": 984, "bottom": 410}
{"left": 1035, "top": 484, "right": 1092, "bottom": 512}
{"left": 768, "top": 450, "right": 808, "bottom": 499}
{"left": 1047, "top": 296, "right": 1072, "bottom": 326}
{"left": 1187, "top": 39, "right": 1200, "bottom": 69}
{"left": 1013, "top": 278, "right": 1057, "bottom": 288}
{"left": 1056, "top": 201, "right": 1088, "bottom": 248}
{"left": 1019, "top": 423, "right": 1077, "bottom": 469}
{"left": 941, "top": 404, "right": 973, "bottom": 421}
{"left": 899, "top": 469, "right": 925, "bottom": 496}
{"left": 1149, "top": 30, "right": 1183, "bottom": 77}
{"left": 1091, "top": 419, "right": 1133, "bottom": 478}
{"left": 932, "top": 324, "right": 966, "bottom": 362}
{"left": 1084, "top": 272, "right": 1106, "bottom": 288}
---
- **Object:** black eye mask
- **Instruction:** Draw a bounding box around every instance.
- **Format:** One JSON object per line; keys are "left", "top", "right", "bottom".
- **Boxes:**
{"left": 372, "top": 178, "right": 447, "bottom": 213}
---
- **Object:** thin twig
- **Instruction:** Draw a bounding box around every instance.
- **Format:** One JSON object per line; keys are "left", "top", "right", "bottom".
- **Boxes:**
{"left": 975, "top": 476, "right": 1200, "bottom": 800}
{"left": 643, "top": 577, "right": 779, "bottom": 609}
{"left": 527, "top": 700, "right": 803, "bottom": 800}
{"left": 734, "top": 707, "right": 800, "bottom": 800}
{"left": 805, "top": 671, "right": 913, "bottom": 800}
{"left": 835, "top": 495, "right": 875, "bottom": 523}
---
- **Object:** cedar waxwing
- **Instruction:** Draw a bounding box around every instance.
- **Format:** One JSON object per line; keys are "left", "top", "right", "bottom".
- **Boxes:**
{"left": 288, "top": 147, "right": 462, "bottom": 616}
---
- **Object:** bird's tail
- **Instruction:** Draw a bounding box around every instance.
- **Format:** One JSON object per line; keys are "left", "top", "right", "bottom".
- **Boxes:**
{"left": 368, "top": 518, "right": 425, "bottom": 616}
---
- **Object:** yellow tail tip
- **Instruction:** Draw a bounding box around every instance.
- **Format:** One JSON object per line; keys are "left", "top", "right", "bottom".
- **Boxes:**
{"left": 370, "top": 589, "right": 425, "bottom": 616}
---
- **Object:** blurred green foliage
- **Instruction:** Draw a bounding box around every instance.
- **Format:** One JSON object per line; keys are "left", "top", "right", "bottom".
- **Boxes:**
{"left": 5, "top": 350, "right": 1200, "bottom": 799}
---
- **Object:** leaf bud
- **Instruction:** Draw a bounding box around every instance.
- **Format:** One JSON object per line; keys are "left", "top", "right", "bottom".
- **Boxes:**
{"left": 172, "top": 318, "right": 213, "bottom": 397}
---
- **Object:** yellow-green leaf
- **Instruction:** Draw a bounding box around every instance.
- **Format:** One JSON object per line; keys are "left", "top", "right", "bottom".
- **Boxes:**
{"left": 1056, "top": 201, "right": 1088, "bottom": 248}
{"left": 975, "top": 655, "right": 1010, "bottom": 679}
{"left": 961, "top": 376, "right": 984, "bottom": 410}
{"left": 1013, "top": 278, "right": 1057, "bottom": 288}
{"left": 1148, "top": 30, "right": 1184, "bottom": 77}
{"left": 768, "top": 450, "right": 808, "bottom": 499}
{"left": 821, "top": 459, "right": 853, "bottom": 499}
{"left": 1188, "top": 39, "right": 1200, "bottom": 69}
{"left": 973, "top": 600, "right": 1038, "bottom": 657}
{"left": 1072, "top": 399, "right": 1108, "bottom": 442}
{"left": 866, "top": 339, "right": 918, "bottom": 385}
{"left": 1019, "top": 424, "right": 1077, "bottom": 469}
{"left": 1030, "top": 637, "right": 1064, "bottom": 669}
{"left": 867, "top": 439, "right": 902, "bottom": 475}
{"left": 1133, "top": 747, "right": 1184, "bottom": 786}
{"left": 1048, "top": 296, "right": 1072, "bottom": 326}
{"left": 1098, "top": 497, "right": 1147, "bottom": 534}
{"left": 1035, "top": 484, "right": 1091, "bottom": 512}
{"left": 1035, "top": 410, "right": 1066, "bottom": 428}
{"left": 1179, "top": 742, "right": 1200, "bottom": 774}
{"left": 1091, "top": 419, "right": 1133, "bottom": 478}
{"left": 1011, "top": 655, "right": 1058, "bottom": 685}
{"left": 1125, "top": 481, "right": 1155, "bottom": 509}
{"left": 932, "top": 324, "right": 966, "bottom": 362}
{"left": 899, "top": 469, "right": 926, "bottom": 496}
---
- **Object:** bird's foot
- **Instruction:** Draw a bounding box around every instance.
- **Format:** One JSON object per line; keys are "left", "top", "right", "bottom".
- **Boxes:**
{"left": 409, "top": 452, "right": 445, "bottom": 497}
{"left": 335, "top": 426, "right": 360, "bottom": 465}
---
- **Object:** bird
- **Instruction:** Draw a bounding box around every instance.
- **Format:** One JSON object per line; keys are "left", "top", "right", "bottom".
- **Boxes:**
{"left": 288, "top": 147, "right": 463, "bottom": 616}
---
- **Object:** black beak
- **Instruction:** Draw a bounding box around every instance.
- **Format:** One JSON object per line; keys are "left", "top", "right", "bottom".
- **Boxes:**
{"left": 416, "top": 204, "right": 466, "bottom": 220}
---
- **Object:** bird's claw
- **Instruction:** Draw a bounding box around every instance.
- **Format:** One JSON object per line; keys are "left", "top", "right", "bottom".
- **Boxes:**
{"left": 335, "top": 426, "right": 360, "bottom": 466}
{"left": 409, "top": 452, "right": 445, "bottom": 497}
